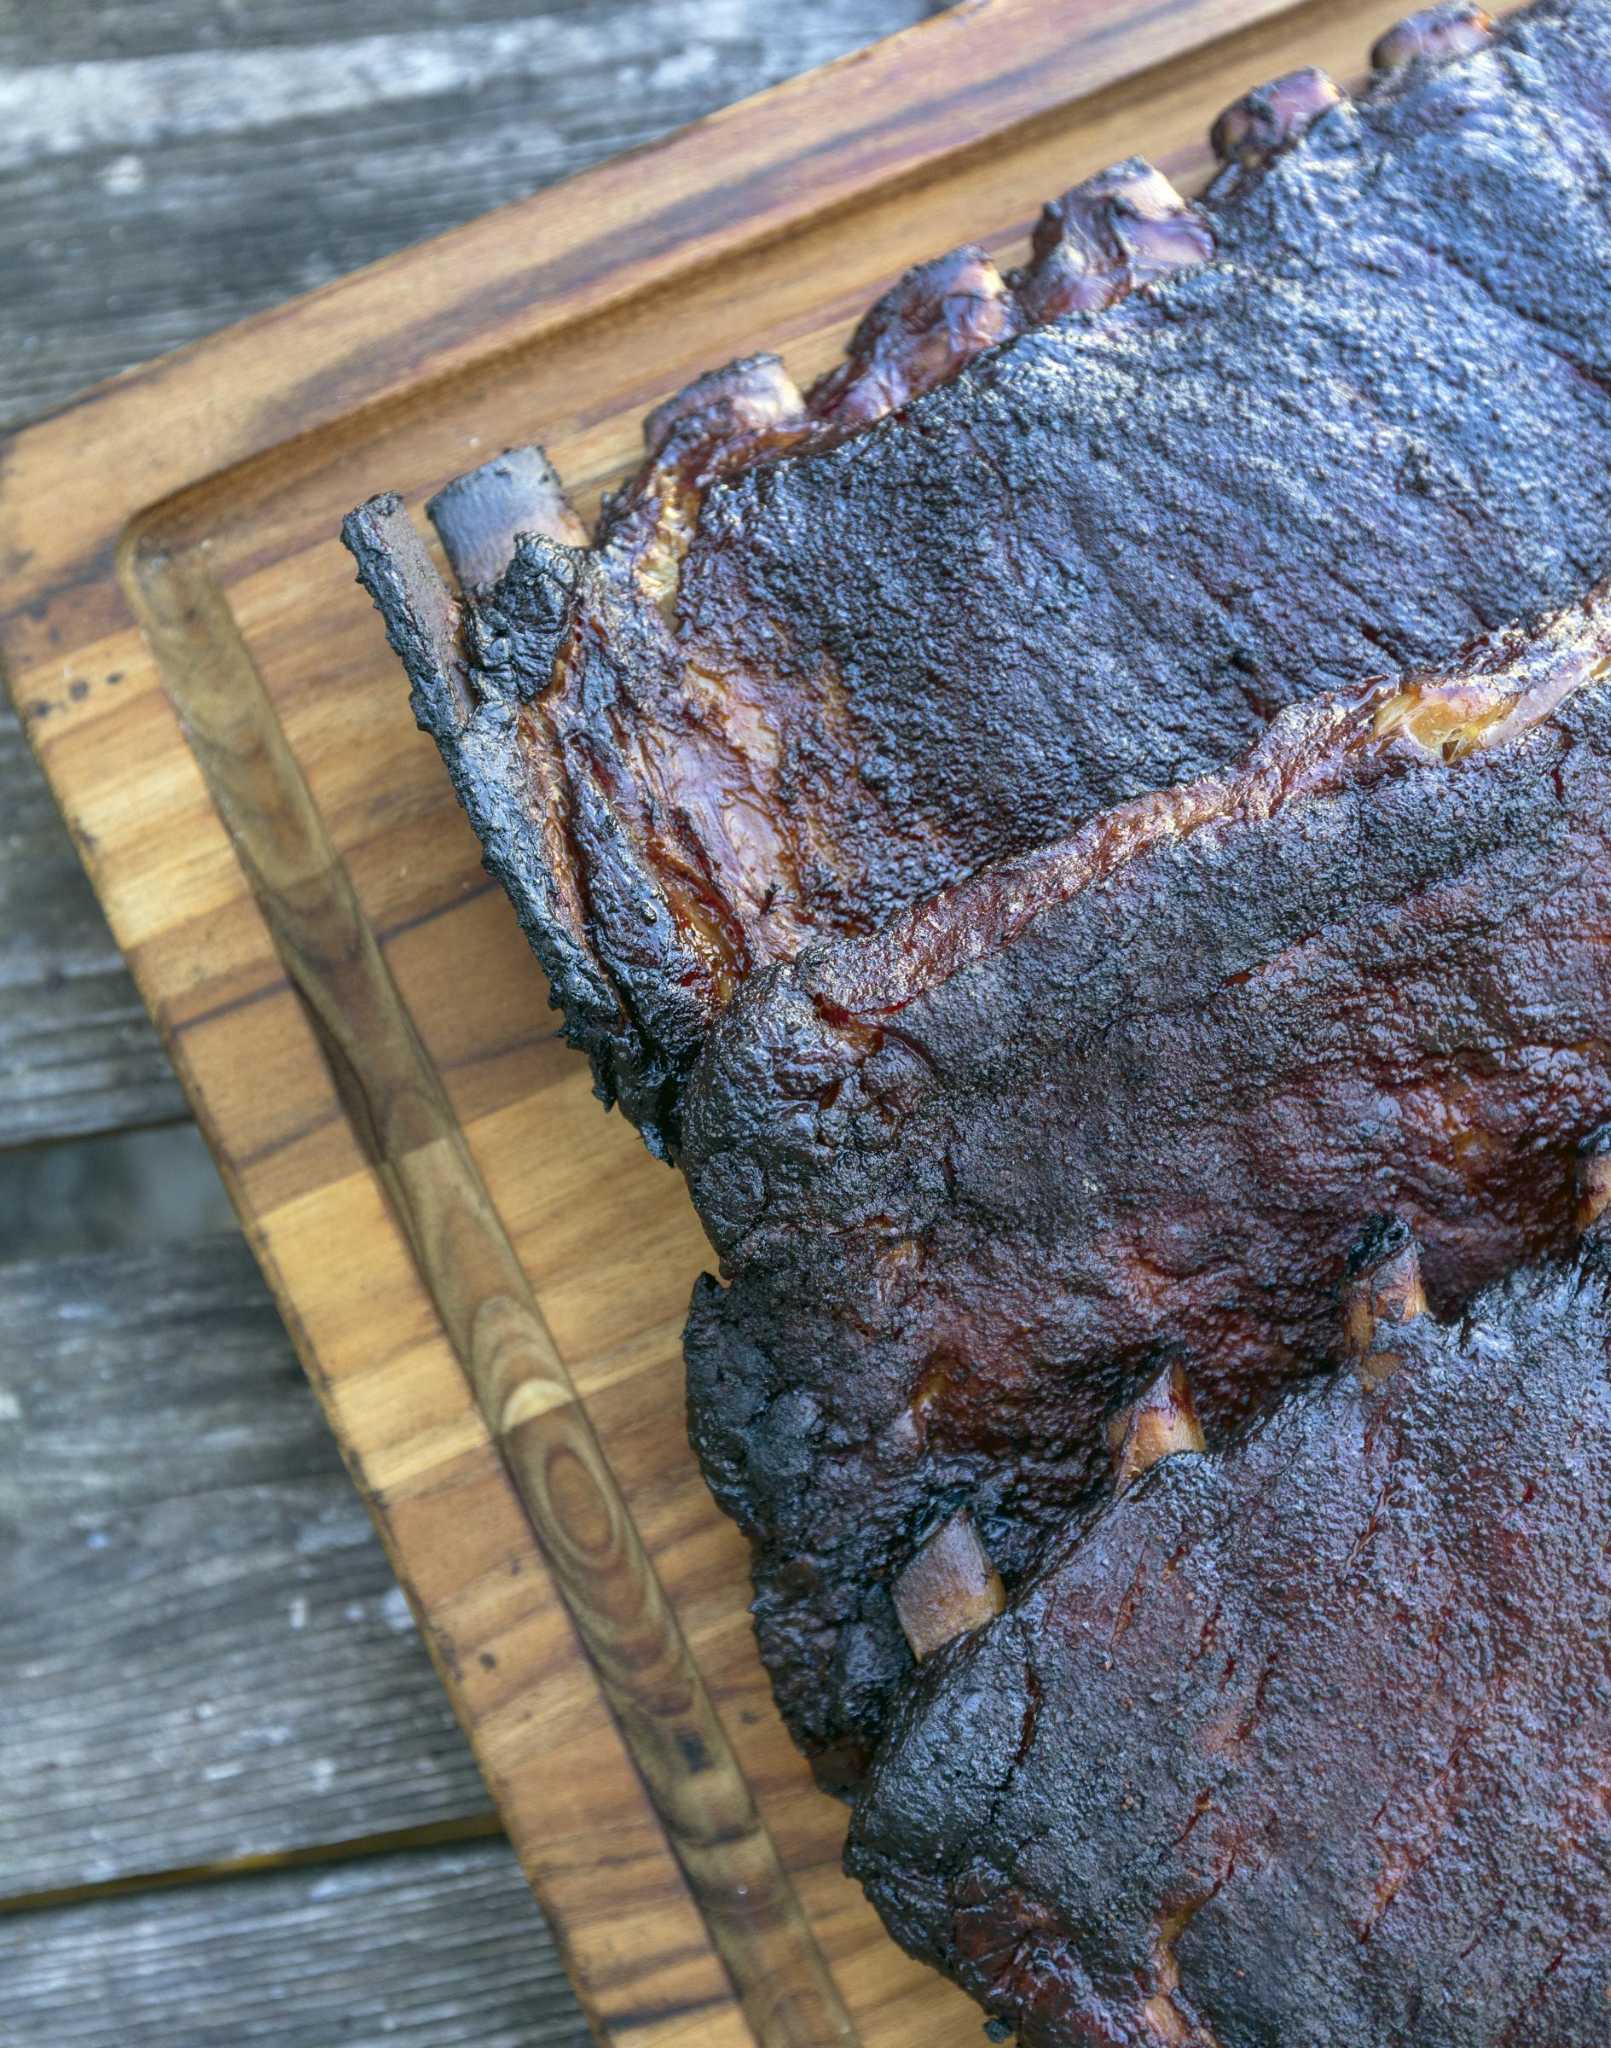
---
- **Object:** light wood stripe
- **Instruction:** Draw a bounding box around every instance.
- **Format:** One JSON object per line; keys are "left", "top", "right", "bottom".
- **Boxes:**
{"left": 124, "top": 537, "right": 856, "bottom": 2048}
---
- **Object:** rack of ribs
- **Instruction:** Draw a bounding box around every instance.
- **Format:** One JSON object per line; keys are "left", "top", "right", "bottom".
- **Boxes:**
{"left": 347, "top": 0, "right": 1611, "bottom": 1155}
{"left": 346, "top": 2, "right": 1611, "bottom": 2016}
{"left": 676, "top": 582, "right": 1611, "bottom": 1783}
{"left": 345, "top": 0, "right": 1611, "bottom": 1790}
{"left": 845, "top": 1167, "right": 1611, "bottom": 2046}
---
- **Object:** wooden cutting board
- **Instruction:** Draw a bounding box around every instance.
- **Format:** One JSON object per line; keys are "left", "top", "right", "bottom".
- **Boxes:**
{"left": 0, "top": 2, "right": 1432, "bottom": 2039}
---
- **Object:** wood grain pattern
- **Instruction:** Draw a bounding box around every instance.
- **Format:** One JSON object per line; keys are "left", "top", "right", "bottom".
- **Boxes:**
{"left": 0, "top": 4, "right": 1431, "bottom": 2040}
{"left": 129, "top": 537, "right": 853, "bottom": 2047}
{"left": 0, "top": 1237, "right": 494, "bottom": 1897}
{"left": 0, "top": 1841, "right": 592, "bottom": 2048}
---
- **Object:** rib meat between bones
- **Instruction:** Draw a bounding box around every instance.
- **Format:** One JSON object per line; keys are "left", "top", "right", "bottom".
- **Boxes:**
{"left": 346, "top": 0, "right": 1611, "bottom": 1153}
{"left": 679, "top": 588, "right": 1611, "bottom": 1782}
{"left": 847, "top": 1187, "right": 1611, "bottom": 2046}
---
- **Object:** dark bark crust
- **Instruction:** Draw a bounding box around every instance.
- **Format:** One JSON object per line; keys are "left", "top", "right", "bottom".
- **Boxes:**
{"left": 848, "top": 1234, "right": 1611, "bottom": 2046}
{"left": 345, "top": 0, "right": 1611, "bottom": 1786}
{"left": 344, "top": 9, "right": 1611, "bottom": 2012}
{"left": 681, "top": 591, "right": 1611, "bottom": 1779}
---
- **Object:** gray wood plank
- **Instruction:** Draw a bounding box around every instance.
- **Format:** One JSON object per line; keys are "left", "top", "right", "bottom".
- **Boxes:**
{"left": 0, "top": 1124, "right": 236, "bottom": 1265}
{"left": 0, "top": 0, "right": 942, "bottom": 433}
{"left": 0, "top": 1841, "right": 591, "bottom": 2048}
{"left": 0, "top": 1236, "right": 495, "bottom": 1897}
{"left": 0, "top": 0, "right": 599, "bottom": 65}
{"left": 1, "top": 0, "right": 917, "bottom": 66}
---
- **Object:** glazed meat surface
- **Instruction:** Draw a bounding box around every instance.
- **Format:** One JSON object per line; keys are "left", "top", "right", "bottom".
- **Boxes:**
{"left": 347, "top": 0, "right": 1611, "bottom": 1152}
{"left": 680, "top": 590, "right": 1611, "bottom": 1781}
{"left": 847, "top": 1207, "right": 1611, "bottom": 2046}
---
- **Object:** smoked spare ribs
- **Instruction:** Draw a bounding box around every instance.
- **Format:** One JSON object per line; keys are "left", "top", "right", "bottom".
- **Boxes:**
{"left": 347, "top": 0, "right": 1611, "bottom": 1155}
{"left": 846, "top": 1184, "right": 1611, "bottom": 2046}
{"left": 679, "top": 588, "right": 1611, "bottom": 1781}
{"left": 346, "top": 1, "right": 1611, "bottom": 2014}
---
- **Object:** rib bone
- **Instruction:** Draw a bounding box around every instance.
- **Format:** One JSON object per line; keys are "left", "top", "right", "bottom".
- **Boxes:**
{"left": 427, "top": 446, "right": 585, "bottom": 593}
{"left": 1210, "top": 68, "right": 1345, "bottom": 187}
{"left": 1373, "top": 4, "right": 1497, "bottom": 72}
{"left": 808, "top": 248, "right": 1020, "bottom": 428}
{"left": 1014, "top": 158, "right": 1214, "bottom": 323}
{"left": 1343, "top": 1218, "right": 1429, "bottom": 1386}
{"left": 1576, "top": 1126, "right": 1611, "bottom": 1237}
{"left": 1112, "top": 1362, "right": 1208, "bottom": 1493}
{"left": 892, "top": 1509, "right": 1006, "bottom": 1662}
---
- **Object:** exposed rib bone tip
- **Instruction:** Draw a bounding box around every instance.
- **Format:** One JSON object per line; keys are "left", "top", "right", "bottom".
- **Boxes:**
{"left": 1343, "top": 1217, "right": 1428, "bottom": 1385}
{"left": 1372, "top": 5, "right": 1496, "bottom": 73}
{"left": 810, "top": 247, "right": 1019, "bottom": 428}
{"left": 427, "top": 445, "right": 586, "bottom": 592}
{"left": 1016, "top": 159, "right": 1213, "bottom": 323}
{"left": 642, "top": 352, "right": 806, "bottom": 464}
{"left": 341, "top": 495, "right": 477, "bottom": 737}
{"left": 1112, "top": 1361, "right": 1206, "bottom": 1494}
{"left": 1575, "top": 1127, "right": 1611, "bottom": 1237}
{"left": 1211, "top": 68, "right": 1345, "bottom": 174}
{"left": 893, "top": 1508, "right": 1006, "bottom": 1662}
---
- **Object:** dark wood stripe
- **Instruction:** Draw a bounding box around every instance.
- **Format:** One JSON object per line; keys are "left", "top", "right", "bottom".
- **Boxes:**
{"left": 0, "top": 1816, "right": 505, "bottom": 1920}
{"left": 124, "top": 536, "right": 857, "bottom": 2048}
